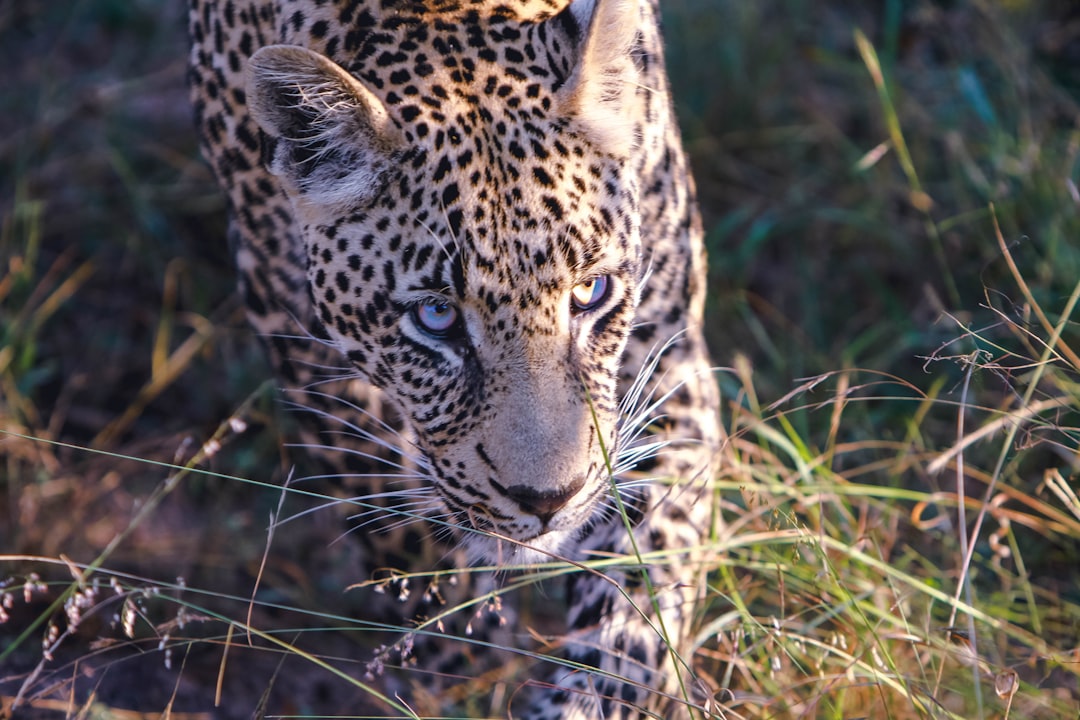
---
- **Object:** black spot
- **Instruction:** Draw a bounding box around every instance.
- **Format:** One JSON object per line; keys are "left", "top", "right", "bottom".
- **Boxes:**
{"left": 375, "top": 50, "right": 408, "bottom": 67}
{"left": 542, "top": 195, "right": 564, "bottom": 220}
{"left": 241, "top": 276, "right": 266, "bottom": 316}
{"left": 446, "top": 209, "right": 464, "bottom": 237}
{"left": 577, "top": 647, "right": 602, "bottom": 669}
{"left": 433, "top": 155, "right": 452, "bottom": 182}
{"left": 631, "top": 324, "right": 656, "bottom": 343}
{"left": 236, "top": 123, "right": 259, "bottom": 152}
{"left": 532, "top": 166, "right": 553, "bottom": 187}
{"left": 529, "top": 139, "right": 549, "bottom": 160}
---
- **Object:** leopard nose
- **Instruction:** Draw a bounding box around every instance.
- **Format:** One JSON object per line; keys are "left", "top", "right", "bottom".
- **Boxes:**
{"left": 506, "top": 476, "right": 586, "bottom": 524}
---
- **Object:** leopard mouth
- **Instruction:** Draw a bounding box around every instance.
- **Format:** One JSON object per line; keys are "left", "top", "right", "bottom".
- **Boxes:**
{"left": 448, "top": 489, "right": 597, "bottom": 565}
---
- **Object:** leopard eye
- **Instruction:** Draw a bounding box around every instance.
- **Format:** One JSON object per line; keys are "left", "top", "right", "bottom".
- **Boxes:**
{"left": 413, "top": 299, "right": 459, "bottom": 336}
{"left": 570, "top": 275, "right": 611, "bottom": 312}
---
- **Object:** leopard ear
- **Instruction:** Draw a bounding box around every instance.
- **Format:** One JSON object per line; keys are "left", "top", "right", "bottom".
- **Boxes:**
{"left": 558, "top": 0, "right": 641, "bottom": 157}
{"left": 246, "top": 45, "right": 403, "bottom": 208}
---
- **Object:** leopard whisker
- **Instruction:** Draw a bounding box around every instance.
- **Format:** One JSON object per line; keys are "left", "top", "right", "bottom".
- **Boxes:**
{"left": 263, "top": 315, "right": 348, "bottom": 355}
{"left": 423, "top": 212, "right": 459, "bottom": 264}
{"left": 612, "top": 439, "right": 675, "bottom": 477}
{"left": 334, "top": 488, "right": 448, "bottom": 540}
{"left": 286, "top": 389, "right": 417, "bottom": 449}
{"left": 342, "top": 487, "right": 439, "bottom": 504}
{"left": 346, "top": 500, "right": 444, "bottom": 532}
{"left": 363, "top": 506, "right": 453, "bottom": 537}
{"left": 617, "top": 333, "right": 687, "bottom": 431}
{"left": 268, "top": 347, "right": 356, "bottom": 376}
{"left": 289, "top": 441, "right": 421, "bottom": 476}
{"left": 295, "top": 470, "right": 431, "bottom": 484}
{"left": 298, "top": 424, "right": 421, "bottom": 463}
{"left": 273, "top": 497, "right": 350, "bottom": 528}
{"left": 275, "top": 486, "right": 437, "bottom": 528}
{"left": 283, "top": 396, "right": 431, "bottom": 472}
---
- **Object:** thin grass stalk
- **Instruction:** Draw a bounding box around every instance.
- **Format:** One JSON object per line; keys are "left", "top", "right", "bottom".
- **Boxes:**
{"left": 584, "top": 388, "right": 700, "bottom": 717}
{"left": 937, "top": 351, "right": 984, "bottom": 714}
{"left": 853, "top": 28, "right": 959, "bottom": 308}
{"left": 941, "top": 210, "right": 1080, "bottom": 705}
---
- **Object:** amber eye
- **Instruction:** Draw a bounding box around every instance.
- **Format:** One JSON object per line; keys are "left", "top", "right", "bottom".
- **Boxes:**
{"left": 570, "top": 275, "right": 611, "bottom": 312}
{"left": 413, "top": 299, "right": 459, "bottom": 336}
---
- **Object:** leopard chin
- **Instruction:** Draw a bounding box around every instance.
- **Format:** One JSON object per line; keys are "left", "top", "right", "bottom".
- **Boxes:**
{"left": 466, "top": 527, "right": 583, "bottom": 568}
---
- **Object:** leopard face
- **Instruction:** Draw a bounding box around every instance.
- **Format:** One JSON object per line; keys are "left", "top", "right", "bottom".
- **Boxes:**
{"left": 245, "top": 2, "right": 648, "bottom": 563}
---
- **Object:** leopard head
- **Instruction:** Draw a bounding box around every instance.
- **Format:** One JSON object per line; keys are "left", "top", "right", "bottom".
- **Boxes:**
{"left": 246, "top": 0, "right": 646, "bottom": 564}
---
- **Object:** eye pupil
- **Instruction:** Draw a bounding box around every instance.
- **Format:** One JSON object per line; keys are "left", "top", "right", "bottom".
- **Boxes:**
{"left": 571, "top": 275, "right": 610, "bottom": 312}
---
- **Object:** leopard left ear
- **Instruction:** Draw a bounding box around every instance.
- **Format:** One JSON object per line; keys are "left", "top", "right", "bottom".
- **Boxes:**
{"left": 557, "top": 0, "right": 641, "bottom": 157}
{"left": 246, "top": 45, "right": 404, "bottom": 209}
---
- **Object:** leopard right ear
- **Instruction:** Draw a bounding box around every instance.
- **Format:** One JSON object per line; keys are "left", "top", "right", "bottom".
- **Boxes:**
{"left": 246, "top": 45, "right": 403, "bottom": 208}
{"left": 557, "top": 0, "right": 641, "bottom": 158}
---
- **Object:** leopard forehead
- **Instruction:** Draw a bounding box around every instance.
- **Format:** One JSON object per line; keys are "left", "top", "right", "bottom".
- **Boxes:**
{"left": 284, "top": 1, "right": 618, "bottom": 148}
{"left": 304, "top": 140, "right": 640, "bottom": 311}
{"left": 287, "top": 6, "right": 645, "bottom": 326}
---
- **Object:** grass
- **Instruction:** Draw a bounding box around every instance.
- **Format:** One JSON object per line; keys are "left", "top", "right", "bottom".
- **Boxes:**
{"left": 2, "top": 0, "right": 1079, "bottom": 718}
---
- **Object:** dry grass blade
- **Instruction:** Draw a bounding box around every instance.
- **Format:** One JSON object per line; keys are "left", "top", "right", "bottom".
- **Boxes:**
{"left": 92, "top": 300, "right": 242, "bottom": 449}
{"left": 1042, "top": 468, "right": 1080, "bottom": 523}
{"left": 927, "top": 396, "right": 1074, "bottom": 475}
{"left": 991, "top": 203, "right": 1080, "bottom": 371}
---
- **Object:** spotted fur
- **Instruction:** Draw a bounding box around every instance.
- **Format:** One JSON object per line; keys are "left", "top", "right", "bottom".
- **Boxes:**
{"left": 188, "top": 0, "right": 721, "bottom": 716}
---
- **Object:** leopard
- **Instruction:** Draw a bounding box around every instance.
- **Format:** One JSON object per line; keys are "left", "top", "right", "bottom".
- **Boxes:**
{"left": 187, "top": 0, "right": 723, "bottom": 717}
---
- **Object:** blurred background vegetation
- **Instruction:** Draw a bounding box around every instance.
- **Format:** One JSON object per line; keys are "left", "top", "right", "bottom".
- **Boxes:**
{"left": 2, "top": 0, "right": 1078, "bottom": 717}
